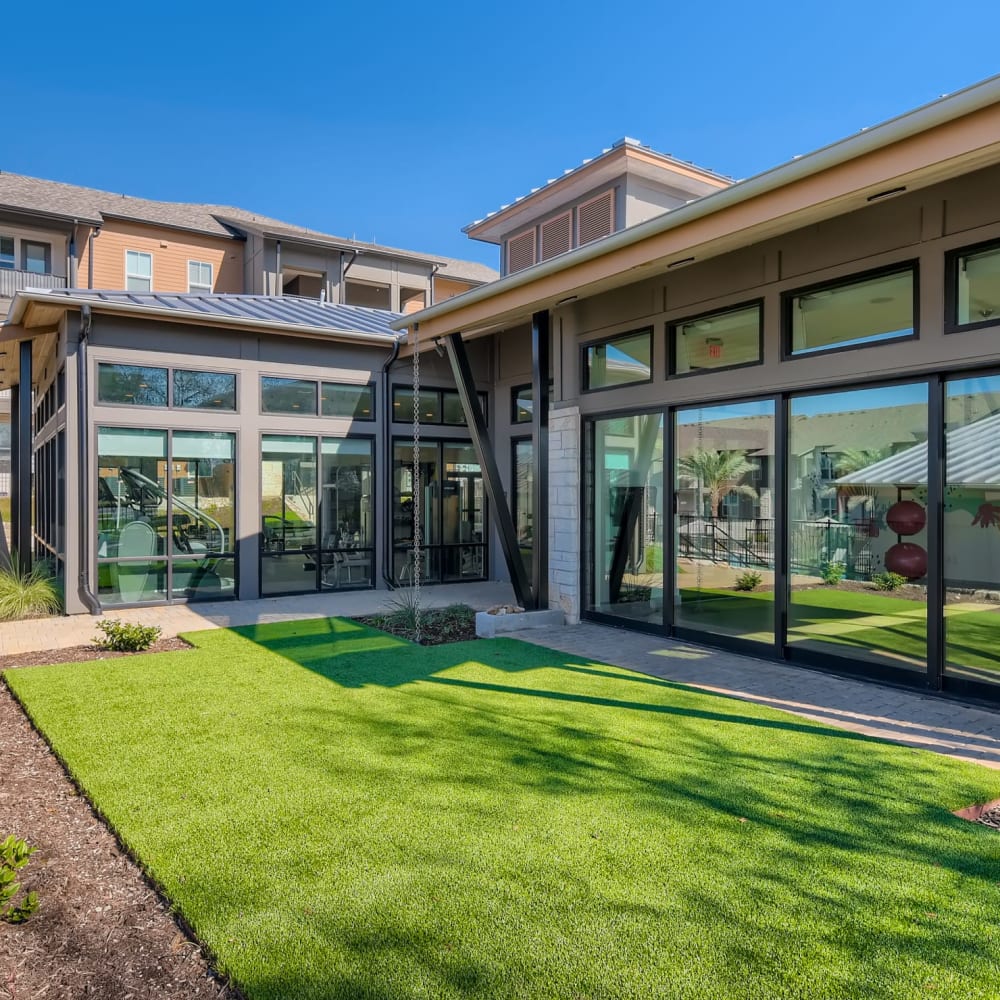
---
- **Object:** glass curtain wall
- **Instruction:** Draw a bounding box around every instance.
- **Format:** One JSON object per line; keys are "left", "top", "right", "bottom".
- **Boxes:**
{"left": 392, "top": 440, "right": 486, "bottom": 584}
{"left": 787, "top": 383, "right": 928, "bottom": 672}
{"left": 586, "top": 412, "right": 664, "bottom": 625}
{"left": 944, "top": 375, "right": 1000, "bottom": 686}
{"left": 674, "top": 400, "right": 775, "bottom": 643}
{"left": 97, "top": 428, "right": 236, "bottom": 605}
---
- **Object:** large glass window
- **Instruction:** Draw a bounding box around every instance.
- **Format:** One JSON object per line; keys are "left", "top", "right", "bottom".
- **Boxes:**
{"left": 787, "top": 383, "right": 928, "bottom": 672}
{"left": 96, "top": 428, "right": 235, "bottom": 605}
{"left": 173, "top": 370, "right": 236, "bottom": 410}
{"left": 392, "top": 439, "right": 485, "bottom": 584}
{"left": 585, "top": 412, "right": 663, "bottom": 625}
{"left": 513, "top": 438, "right": 534, "bottom": 581}
{"left": 583, "top": 329, "right": 652, "bottom": 391}
{"left": 0, "top": 236, "right": 13, "bottom": 270}
{"left": 944, "top": 375, "right": 1000, "bottom": 687}
{"left": 97, "top": 364, "right": 168, "bottom": 407}
{"left": 393, "top": 388, "right": 441, "bottom": 424}
{"left": 785, "top": 266, "right": 916, "bottom": 356}
{"left": 321, "top": 383, "right": 374, "bottom": 420}
{"left": 317, "top": 439, "right": 374, "bottom": 589}
{"left": 675, "top": 400, "right": 775, "bottom": 644}
{"left": 670, "top": 302, "right": 762, "bottom": 376}
{"left": 949, "top": 241, "right": 1000, "bottom": 331}
{"left": 261, "top": 377, "right": 318, "bottom": 415}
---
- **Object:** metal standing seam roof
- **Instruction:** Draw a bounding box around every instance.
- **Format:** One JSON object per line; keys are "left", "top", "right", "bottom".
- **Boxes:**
{"left": 837, "top": 411, "right": 1000, "bottom": 486}
{"left": 32, "top": 289, "right": 405, "bottom": 341}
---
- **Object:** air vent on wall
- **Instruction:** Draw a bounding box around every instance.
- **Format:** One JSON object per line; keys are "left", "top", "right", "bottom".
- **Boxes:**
{"left": 578, "top": 190, "right": 615, "bottom": 246}
{"left": 540, "top": 212, "right": 572, "bottom": 261}
{"left": 507, "top": 229, "right": 537, "bottom": 274}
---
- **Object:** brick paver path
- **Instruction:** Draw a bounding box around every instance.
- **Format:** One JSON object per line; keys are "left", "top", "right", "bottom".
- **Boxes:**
{"left": 507, "top": 622, "right": 1000, "bottom": 769}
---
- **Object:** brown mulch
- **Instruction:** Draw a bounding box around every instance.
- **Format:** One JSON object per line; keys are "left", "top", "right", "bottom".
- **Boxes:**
{"left": 354, "top": 607, "right": 478, "bottom": 645}
{"left": 0, "top": 637, "right": 192, "bottom": 671}
{"left": 0, "top": 651, "right": 235, "bottom": 1000}
{"left": 977, "top": 805, "right": 1000, "bottom": 831}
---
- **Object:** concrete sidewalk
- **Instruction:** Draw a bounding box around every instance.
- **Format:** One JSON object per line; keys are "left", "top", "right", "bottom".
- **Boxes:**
{"left": 508, "top": 622, "right": 1000, "bottom": 770}
{"left": 0, "top": 581, "right": 516, "bottom": 655}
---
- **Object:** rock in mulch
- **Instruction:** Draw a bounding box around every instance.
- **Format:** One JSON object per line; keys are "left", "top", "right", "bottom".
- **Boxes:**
{"left": 976, "top": 804, "right": 1000, "bottom": 831}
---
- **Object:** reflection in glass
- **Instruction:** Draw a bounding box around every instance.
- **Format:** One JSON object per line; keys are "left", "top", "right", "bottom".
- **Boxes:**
{"left": 316, "top": 438, "right": 374, "bottom": 589}
{"left": 954, "top": 243, "right": 1000, "bottom": 327}
{"left": 173, "top": 370, "right": 236, "bottom": 410}
{"left": 442, "top": 391, "right": 467, "bottom": 425}
{"left": 442, "top": 443, "right": 484, "bottom": 580}
{"left": 672, "top": 303, "right": 762, "bottom": 375}
{"left": 513, "top": 385, "right": 532, "bottom": 423}
{"left": 788, "top": 383, "right": 928, "bottom": 671}
{"left": 394, "top": 441, "right": 439, "bottom": 583}
{"left": 261, "top": 435, "right": 318, "bottom": 595}
{"left": 321, "top": 383, "right": 374, "bottom": 420}
{"left": 788, "top": 268, "right": 914, "bottom": 356}
{"left": 513, "top": 439, "right": 534, "bottom": 581}
{"left": 944, "top": 376, "right": 1000, "bottom": 685}
{"left": 97, "top": 364, "right": 168, "bottom": 407}
{"left": 393, "top": 388, "right": 441, "bottom": 423}
{"left": 97, "top": 428, "right": 168, "bottom": 604}
{"left": 586, "top": 412, "right": 663, "bottom": 624}
{"left": 675, "top": 400, "right": 774, "bottom": 643}
{"left": 584, "top": 329, "right": 652, "bottom": 390}
{"left": 261, "top": 377, "right": 317, "bottom": 415}
{"left": 169, "top": 432, "right": 235, "bottom": 599}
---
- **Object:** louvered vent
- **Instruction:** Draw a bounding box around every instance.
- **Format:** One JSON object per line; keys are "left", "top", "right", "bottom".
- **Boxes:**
{"left": 578, "top": 190, "right": 615, "bottom": 245}
{"left": 507, "top": 229, "right": 537, "bottom": 274}
{"left": 540, "top": 212, "right": 572, "bottom": 261}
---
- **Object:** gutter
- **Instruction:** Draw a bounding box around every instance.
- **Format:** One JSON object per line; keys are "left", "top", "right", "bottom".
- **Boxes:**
{"left": 76, "top": 304, "right": 102, "bottom": 614}
{"left": 391, "top": 73, "right": 1000, "bottom": 332}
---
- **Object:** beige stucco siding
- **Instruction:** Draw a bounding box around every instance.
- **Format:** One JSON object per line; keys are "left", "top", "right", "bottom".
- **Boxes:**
{"left": 78, "top": 220, "right": 244, "bottom": 293}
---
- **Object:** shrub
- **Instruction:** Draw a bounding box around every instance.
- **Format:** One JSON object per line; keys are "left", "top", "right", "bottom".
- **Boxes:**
{"left": 1, "top": 835, "right": 38, "bottom": 924}
{"left": 734, "top": 571, "right": 763, "bottom": 592}
{"left": 0, "top": 554, "right": 62, "bottom": 621}
{"left": 871, "top": 571, "right": 907, "bottom": 592}
{"left": 94, "top": 620, "right": 162, "bottom": 652}
{"left": 821, "top": 561, "right": 846, "bottom": 586}
{"left": 383, "top": 587, "right": 425, "bottom": 637}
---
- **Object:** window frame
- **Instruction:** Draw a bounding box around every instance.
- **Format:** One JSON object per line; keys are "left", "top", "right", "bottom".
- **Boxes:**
{"left": 320, "top": 380, "right": 377, "bottom": 421}
{"left": 781, "top": 260, "right": 919, "bottom": 361}
{"left": 187, "top": 260, "right": 214, "bottom": 294}
{"left": 580, "top": 326, "right": 654, "bottom": 394}
{"left": 21, "top": 240, "right": 51, "bottom": 275}
{"left": 125, "top": 249, "right": 154, "bottom": 292}
{"left": 391, "top": 385, "right": 488, "bottom": 427}
{"left": 944, "top": 237, "right": 1000, "bottom": 335}
{"left": 95, "top": 361, "right": 238, "bottom": 412}
{"left": 667, "top": 298, "right": 764, "bottom": 379}
{"left": 260, "top": 375, "right": 319, "bottom": 416}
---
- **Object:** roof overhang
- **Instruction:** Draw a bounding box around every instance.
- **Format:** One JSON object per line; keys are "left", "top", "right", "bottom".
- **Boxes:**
{"left": 3, "top": 290, "right": 404, "bottom": 359}
{"left": 397, "top": 75, "right": 1000, "bottom": 346}
{"left": 0, "top": 203, "right": 101, "bottom": 228}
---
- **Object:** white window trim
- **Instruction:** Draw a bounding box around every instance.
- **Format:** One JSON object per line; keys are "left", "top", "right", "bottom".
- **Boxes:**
{"left": 187, "top": 259, "right": 214, "bottom": 293}
{"left": 125, "top": 249, "right": 153, "bottom": 292}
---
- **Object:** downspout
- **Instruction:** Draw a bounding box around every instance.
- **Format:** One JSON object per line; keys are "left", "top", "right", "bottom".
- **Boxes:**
{"left": 341, "top": 249, "right": 359, "bottom": 296}
{"left": 275, "top": 240, "right": 282, "bottom": 295}
{"left": 76, "top": 305, "right": 101, "bottom": 613}
{"left": 68, "top": 225, "right": 78, "bottom": 288}
{"left": 380, "top": 334, "right": 403, "bottom": 589}
{"left": 87, "top": 226, "right": 101, "bottom": 289}
{"left": 429, "top": 264, "right": 440, "bottom": 306}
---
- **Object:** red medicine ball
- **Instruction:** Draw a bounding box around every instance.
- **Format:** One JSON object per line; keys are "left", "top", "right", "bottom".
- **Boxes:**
{"left": 885, "top": 500, "right": 926, "bottom": 536}
{"left": 884, "top": 542, "right": 927, "bottom": 580}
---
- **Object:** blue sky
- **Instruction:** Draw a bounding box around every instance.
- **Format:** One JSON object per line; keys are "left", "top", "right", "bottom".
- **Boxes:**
{"left": 3, "top": 2, "right": 999, "bottom": 270}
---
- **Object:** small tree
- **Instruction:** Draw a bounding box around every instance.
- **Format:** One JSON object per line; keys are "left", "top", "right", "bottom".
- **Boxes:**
{"left": 678, "top": 449, "right": 758, "bottom": 518}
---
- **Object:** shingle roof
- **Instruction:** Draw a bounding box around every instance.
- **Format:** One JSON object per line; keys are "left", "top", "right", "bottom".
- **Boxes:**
{"left": 0, "top": 172, "right": 499, "bottom": 284}
{"left": 36, "top": 289, "right": 403, "bottom": 341}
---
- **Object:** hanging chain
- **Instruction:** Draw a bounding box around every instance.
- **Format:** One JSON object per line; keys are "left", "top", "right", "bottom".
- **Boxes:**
{"left": 411, "top": 325, "right": 422, "bottom": 639}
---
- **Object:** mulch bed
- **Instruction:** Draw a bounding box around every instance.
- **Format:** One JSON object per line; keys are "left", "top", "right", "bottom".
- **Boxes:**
{"left": 0, "top": 637, "right": 192, "bottom": 671}
{"left": 354, "top": 606, "right": 478, "bottom": 645}
{"left": 0, "top": 673, "right": 235, "bottom": 1000}
{"left": 974, "top": 805, "right": 1000, "bottom": 831}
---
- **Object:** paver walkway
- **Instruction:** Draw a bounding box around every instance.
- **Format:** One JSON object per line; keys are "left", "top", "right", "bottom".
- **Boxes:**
{"left": 508, "top": 622, "right": 1000, "bottom": 770}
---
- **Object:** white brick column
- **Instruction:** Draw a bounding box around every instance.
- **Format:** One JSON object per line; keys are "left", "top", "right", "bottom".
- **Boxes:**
{"left": 548, "top": 405, "right": 581, "bottom": 623}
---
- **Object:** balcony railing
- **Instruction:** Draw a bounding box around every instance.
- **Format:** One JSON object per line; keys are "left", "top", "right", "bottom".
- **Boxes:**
{"left": 0, "top": 269, "right": 67, "bottom": 299}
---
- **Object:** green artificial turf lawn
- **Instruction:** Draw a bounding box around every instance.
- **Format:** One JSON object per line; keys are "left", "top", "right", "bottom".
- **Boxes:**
{"left": 680, "top": 586, "right": 1000, "bottom": 673}
{"left": 6, "top": 619, "right": 1000, "bottom": 999}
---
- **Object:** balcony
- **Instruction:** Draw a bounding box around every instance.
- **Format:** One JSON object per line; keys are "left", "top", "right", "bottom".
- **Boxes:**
{"left": 0, "top": 269, "right": 67, "bottom": 300}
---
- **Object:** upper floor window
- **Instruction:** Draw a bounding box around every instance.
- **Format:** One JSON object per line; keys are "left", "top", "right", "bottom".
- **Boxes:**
{"left": 0, "top": 237, "right": 13, "bottom": 270}
{"left": 391, "top": 386, "right": 487, "bottom": 426}
{"left": 784, "top": 264, "right": 917, "bottom": 358}
{"left": 22, "top": 241, "right": 50, "bottom": 274}
{"left": 582, "top": 328, "right": 653, "bottom": 391}
{"left": 261, "top": 377, "right": 317, "bottom": 414}
{"left": 125, "top": 250, "right": 153, "bottom": 292}
{"left": 670, "top": 301, "right": 762, "bottom": 376}
{"left": 188, "top": 260, "right": 213, "bottom": 293}
{"left": 98, "top": 363, "right": 236, "bottom": 410}
{"left": 946, "top": 239, "right": 1000, "bottom": 333}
